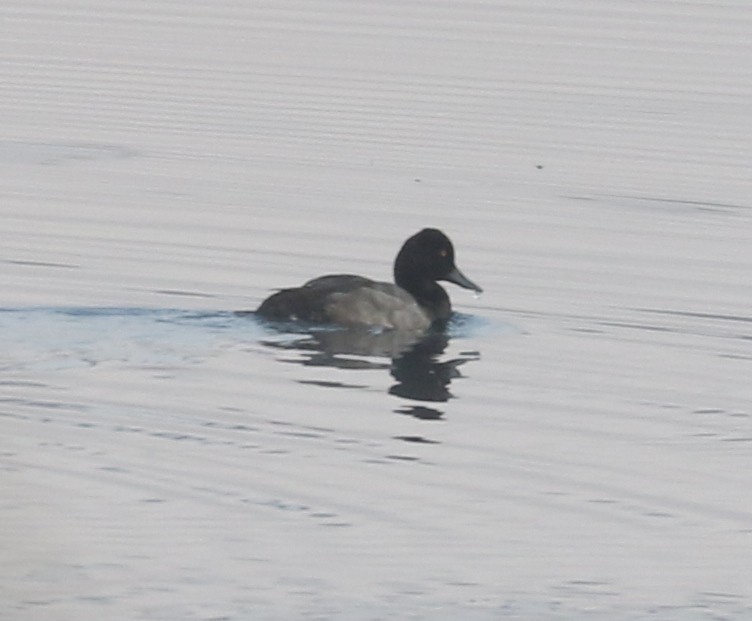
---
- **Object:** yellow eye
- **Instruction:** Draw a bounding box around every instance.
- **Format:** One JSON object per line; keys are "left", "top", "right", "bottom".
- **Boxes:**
{"left": 439, "top": 249, "right": 448, "bottom": 257}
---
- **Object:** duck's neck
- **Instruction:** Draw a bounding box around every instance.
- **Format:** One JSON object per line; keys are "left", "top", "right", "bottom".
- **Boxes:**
{"left": 398, "top": 276, "right": 451, "bottom": 324}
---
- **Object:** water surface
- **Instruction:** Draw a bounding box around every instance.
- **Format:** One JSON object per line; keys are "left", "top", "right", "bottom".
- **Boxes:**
{"left": 2, "top": 1, "right": 752, "bottom": 619}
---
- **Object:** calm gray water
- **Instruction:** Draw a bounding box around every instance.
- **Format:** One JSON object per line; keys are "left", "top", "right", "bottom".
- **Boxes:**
{"left": 2, "top": 1, "right": 752, "bottom": 619}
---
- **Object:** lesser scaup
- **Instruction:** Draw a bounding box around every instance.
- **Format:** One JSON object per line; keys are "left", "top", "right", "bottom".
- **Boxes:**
{"left": 256, "top": 228, "right": 482, "bottom": 330}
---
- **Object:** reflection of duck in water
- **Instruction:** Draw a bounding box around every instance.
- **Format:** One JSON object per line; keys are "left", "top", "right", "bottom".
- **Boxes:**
{"left": 260, "top": 328, "right": 478, "bottom": 404}
{"left": 256, "top": 228, "right": 482, "bottom": 331}
{"left": 389, "top": 332, "right": 478, "bottom": 403}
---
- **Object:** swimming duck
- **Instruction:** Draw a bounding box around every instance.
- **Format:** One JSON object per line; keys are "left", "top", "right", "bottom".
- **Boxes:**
{"left": 256, "top": 228, "right": 482, "bottom": 330}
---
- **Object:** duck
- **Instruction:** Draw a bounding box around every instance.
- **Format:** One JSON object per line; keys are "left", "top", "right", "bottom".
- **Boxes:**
{"left": 256, "top": 228, "right": 482, "bottom": 331}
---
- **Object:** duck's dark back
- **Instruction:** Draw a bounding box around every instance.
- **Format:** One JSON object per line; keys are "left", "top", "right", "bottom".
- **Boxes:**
{"left": 256, "top": 274, "right": 375, "bottom": 323}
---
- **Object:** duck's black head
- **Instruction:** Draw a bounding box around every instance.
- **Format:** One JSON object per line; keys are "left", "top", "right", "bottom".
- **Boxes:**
{"left": 393, "top": 228, "right": 482, "bottom": 322}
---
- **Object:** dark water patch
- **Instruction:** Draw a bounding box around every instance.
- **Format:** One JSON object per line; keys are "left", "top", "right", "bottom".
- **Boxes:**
{"left": 583, "top": 193, "right": 751, "bottom": 214}
{"left": 300, "top": 355, "right": 390, "bottom": 370}
{"left": 98, "top": 465, "right": 128, "bottom": 474}
{"left": 570, "top": 326, "right": 606, "bottom": 334}
{"left": 636, "top": 308, "right": 752, "bottom": 324}
{"left": 202, "top": 421, "right": 260, "bottom": 432}
{"left": 150, "top": 431, "right": 206, "bottom": 442}
{"left": 113, "top": 425, "right": 145, "bottom": 433}
{"left": 632, "top": 196, "right": 750, "bottom": 213}
{"left": 386, "top": 454, "right": 420, "bottom": 462}
{"left": 297, "top": 379, "right": 369, "bottom": 389}
{"left": 255, "top": 498, "right": 350, "bottom": 526}
{"left": 20, "top": 598, "right": 60, "bottom": 606}
{"left": 259, "top": 499, "right": 310, "bottom": 512}
{"left": 74, "top": 595, "right": 115, "bottom": 605}
{"left": 0, "top": 140, "right": 138, "bottom": 166}
{"left": 643, "top": 511, "right": 675, "bottom": 518}
{"left": 394, "top": 435, "right": 440, "bottom": 444}
{"left": 395, "top": 406, "right": 444, "bottom": 420}
{"left": 153, "top": 289, "right": 218, "bottom": 298}
{"left": 444, "top": 580, "right": 480, "bottom": 587}
{"left": 268, "top": 420, "right": 334, "bottom": 434}
{"left": 555, "top": 579, "right": 617, "bottom": 596}
{"left": 276, "top": 430, "right": 324, "bottom": 439}
{"left": 0, "top": 398, "right": 89, "bottom": 412}
{"left": 3, "top": 259, "right": 79, "bottom": 269}
{"left": 0, "top": 380, "right": 48, "bottom": 388}
{"left": 700, "top": 591, "right": 746, "bottom": 601}
{"left": 597, "top": 320, "right": 672, "bottom": 333}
